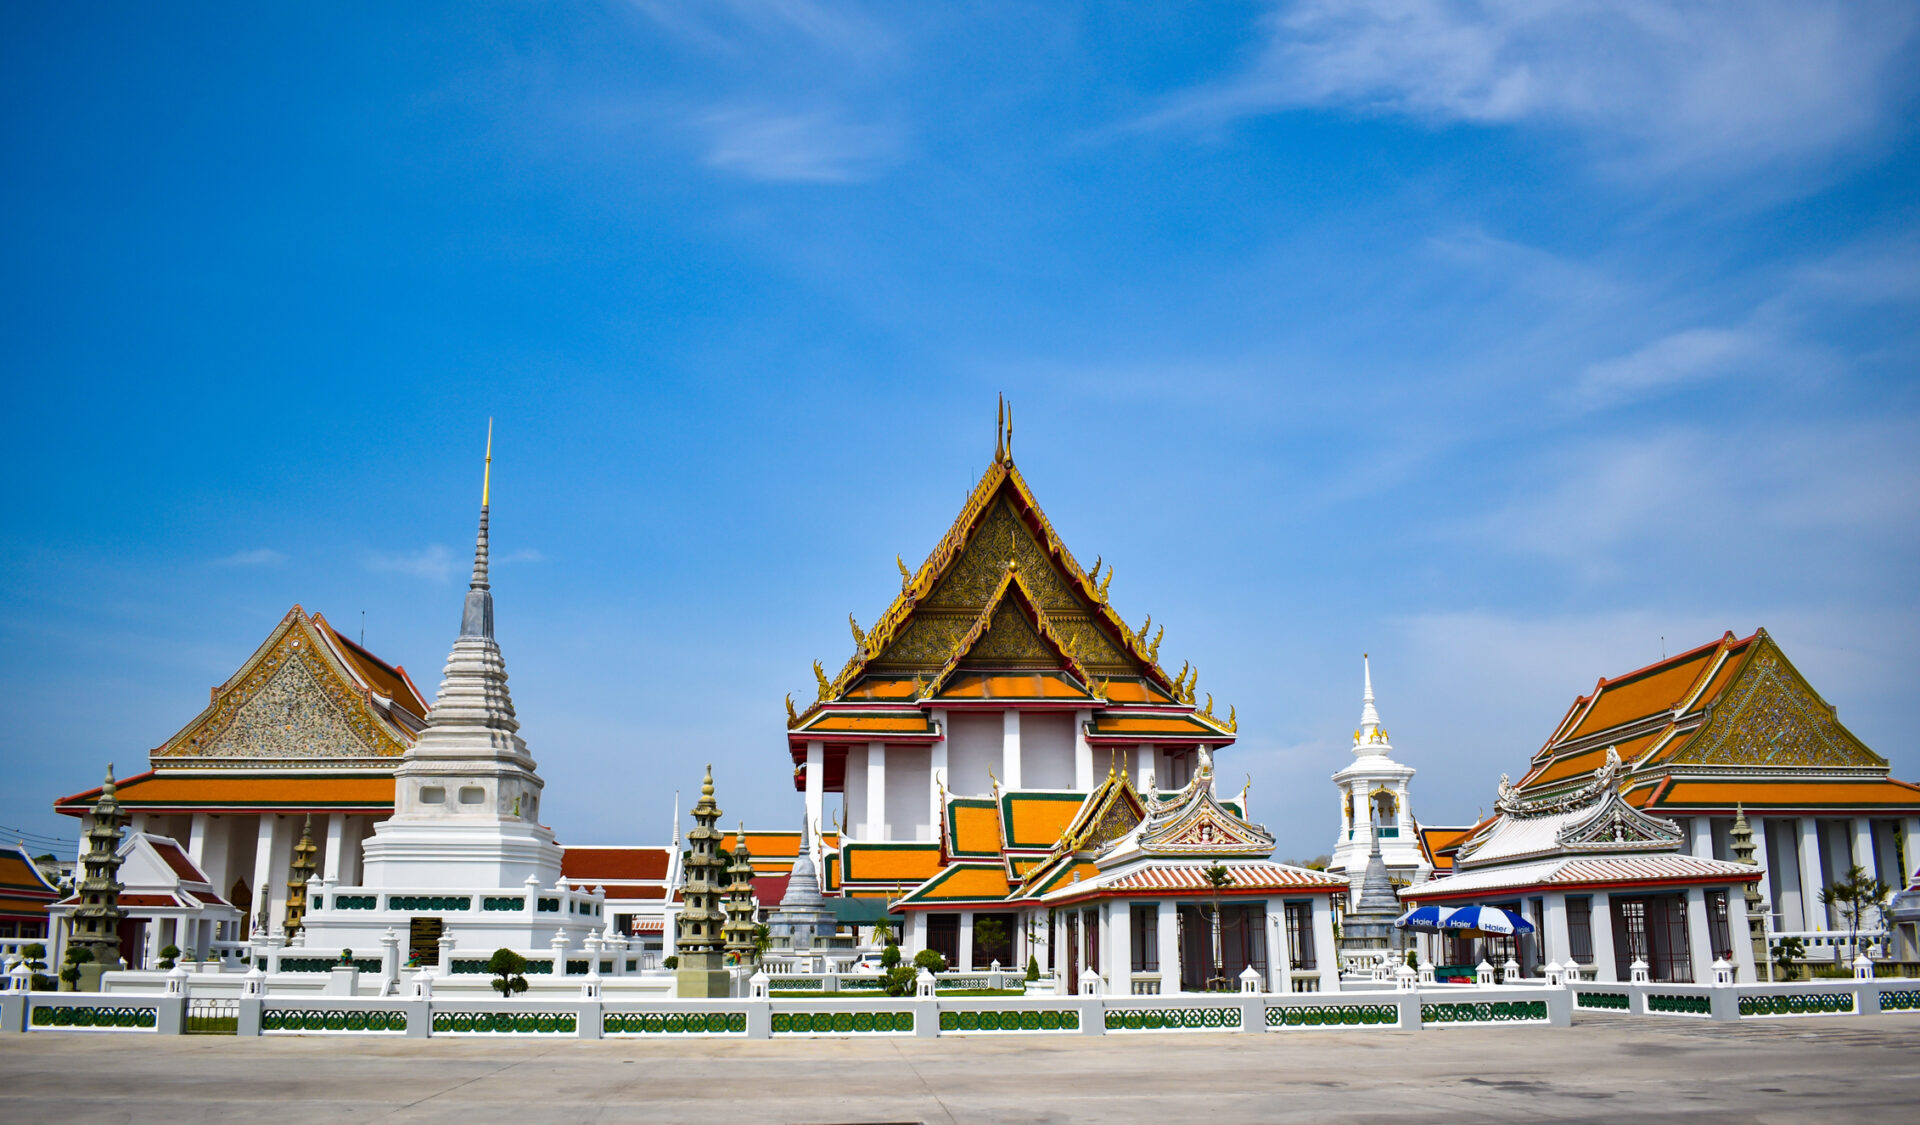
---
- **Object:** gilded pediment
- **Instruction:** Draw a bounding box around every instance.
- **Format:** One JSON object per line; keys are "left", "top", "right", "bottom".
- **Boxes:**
{"left": 156, "top": 610, "right": 410, "bottom": 762}
{"left": 1675, "top": 641, "right": 1884, "bottom": 770}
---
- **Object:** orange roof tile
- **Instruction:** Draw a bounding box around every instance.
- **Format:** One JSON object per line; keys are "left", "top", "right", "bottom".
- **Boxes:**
{"left": 948, "top": 802, "right": 1003, "bottom": 857}
{"left": 842, "top": 843, "right": 942, "bottom": 884}
{"left": 900, "top": 864, "right": 1013, "bottom": 906}
{"left": 1001, "top": 792, "right": 1086, "bottom": 850}
{"left": 1649, "top": 777, "right": 1920, "bottom": 813}
{"left": 55, "top": 772, "right": 395, "bottom": 815}
{"left": 1564, "top": 645, "right": 1722, "bottom": 740}
{"left": 562, "top": 847, "right": 671, "bottom": 882}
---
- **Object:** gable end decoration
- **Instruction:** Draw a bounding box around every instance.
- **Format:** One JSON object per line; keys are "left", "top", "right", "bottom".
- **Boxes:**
{"left": 1676, "top": 641, "right": 1885, "bottom": 770}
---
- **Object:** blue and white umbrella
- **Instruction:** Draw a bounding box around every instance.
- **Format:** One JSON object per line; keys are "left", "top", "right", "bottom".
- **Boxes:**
{"left": 1394, "top": 905, "right": 1454, "bottom": 933}
{"left": 1440, "top": 906, "right": 1535, "bottom": 936}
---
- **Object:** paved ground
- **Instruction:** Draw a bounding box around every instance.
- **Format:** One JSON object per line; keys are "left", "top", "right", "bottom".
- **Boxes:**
{"left": 4, "top": 1013, "right": 1919, "bottom": 1124}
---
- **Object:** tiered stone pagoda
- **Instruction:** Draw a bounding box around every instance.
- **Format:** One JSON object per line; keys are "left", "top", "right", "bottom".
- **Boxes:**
{"left": 70, "top": 768, "right": 128, "bottom": 984}
{"left": 722, "top": 825, "right": 759, "bottom": 966}
{"left": 675, "top": 766, "right": 730, "bottom": 997}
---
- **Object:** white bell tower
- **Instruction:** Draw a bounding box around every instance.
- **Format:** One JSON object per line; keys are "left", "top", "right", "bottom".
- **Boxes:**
{"left": 1328, "top": 656, "right": 1431, "bottom": 896}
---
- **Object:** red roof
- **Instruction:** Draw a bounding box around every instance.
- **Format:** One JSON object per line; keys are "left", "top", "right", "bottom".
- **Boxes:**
{"left": 152, "top": 840, "right": 207, "bottom": 884}
{"left": 562, "top": 846, "right": 671, "bottom": 882}
{"left": 751, "top": 874, "right": 790, "bottom": 904}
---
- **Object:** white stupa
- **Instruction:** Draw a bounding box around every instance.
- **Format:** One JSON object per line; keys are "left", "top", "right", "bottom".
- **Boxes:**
{"left": 1328, "top": 656, "right": 1431, "bottom": 897}
{"left": 357, "top": 429, "right": 562, "bottom": 889}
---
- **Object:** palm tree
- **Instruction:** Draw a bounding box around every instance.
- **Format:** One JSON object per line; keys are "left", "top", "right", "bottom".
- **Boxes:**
{"left": 1202, "top": 864, "right": 1231, "bottom": 991}
{"left": 1820, "top": 864, "right": 1894, "bottom": 963}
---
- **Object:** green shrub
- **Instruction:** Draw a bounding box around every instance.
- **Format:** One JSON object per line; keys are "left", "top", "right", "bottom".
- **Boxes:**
{"left": 913, "top": 949, "right": 947, "bottom": 974}
{"left": 881, "top": 965, "right": 916, "bottom": 997}
{"left": 159, "top": 944, "right": 180, "bottom": 970}
{"left": 487, "top": 948, "right": 529, "bottom": 996}
{"left": 880, "top": 942, "right": 901, "bottom": 969}
{"left": 1026, "top": 953, "right": 1040, "bottom": 982}
{"left": 662, "top": 955, "right": 679, "bottom": 969}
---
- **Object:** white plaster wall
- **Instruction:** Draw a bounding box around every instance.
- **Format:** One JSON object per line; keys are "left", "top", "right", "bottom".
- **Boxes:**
{"left": 844, "top": 753, "right": 869, "bottom": 838}
{"left": 886, "top": 745, "right": 932, "bottom": 841}
{"left": 1021, "top": 711, "right": 1075, "bottom": 789}
{"left": 946, "top": 712, "right": 999, "bottom": 797}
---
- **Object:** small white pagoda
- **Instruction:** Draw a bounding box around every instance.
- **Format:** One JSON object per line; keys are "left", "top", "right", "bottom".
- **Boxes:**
{"left": 1328, "top": 656, "right": 1431, "bottom": 898}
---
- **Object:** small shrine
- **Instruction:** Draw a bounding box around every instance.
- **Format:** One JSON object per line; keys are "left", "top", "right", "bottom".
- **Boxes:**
{"left": 675, "top": 765, "right": 731, "bottom": 997}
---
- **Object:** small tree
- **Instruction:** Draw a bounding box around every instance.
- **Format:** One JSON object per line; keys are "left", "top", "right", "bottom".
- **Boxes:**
{"left": 973, "top": 916, "right": 1008, "bottom": 970}
{"left": 487, "top": 948, "right": 529, "bottom": 997}
{"left": 1026, "top": 953, "right": 1040, "bottom": 982}
{"left": 1771, "top": 935, "right": 1807, "bottom": 981}
{"left": 1820, "top": 864, "right": 1894, "bottom": 961}
{"left": 662, "top": 955, "right": 679, "bottom": 970}
{"left": 158, "top": 944, "right": 180, "bottom": 970}
{"left": 870, "top": 917, "right": 893, "bottom": 947}
{"left": 60, "top": 946, "right": 93, "bottom": 991}
{"left": 1405, "top": 948, "right": 1419, "bottom": 971}
{"left": 913, "top": 948, "right": 947, "bottom": 975}
{"left": 880, "top": 942, "right": 901, "bottom": 970}
{"left": 881, "top": 964, "right": 916, "bottom": 996}
{"left": 752, "top": 923, "right": 772, "bottom": 960}
{"left": 1202, "top": 864, "right": 1231, "bottom": 990}
{"left": 22, "top": 942, "right": 51, "bottom": 991}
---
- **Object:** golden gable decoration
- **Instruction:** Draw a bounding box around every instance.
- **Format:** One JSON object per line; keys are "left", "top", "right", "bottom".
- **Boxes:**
{"left": 1676, "top": 639, "right": 1884, "bottom": 770}
{"left": 156, "top": 608, "right": 410, "bottom": 763}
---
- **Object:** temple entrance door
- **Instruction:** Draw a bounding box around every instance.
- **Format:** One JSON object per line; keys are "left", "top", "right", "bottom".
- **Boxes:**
{"left": 230, "top": 878, "right": 251, "bottom": 939}
{"left": 1178, "top": 905, "right": 1210, "bottom": 991}
{"left": 1065, "top": 912, "right": 1079, "bottom": 994}
{"left": 117, "top": 918, "right": 145, "bottom": 969}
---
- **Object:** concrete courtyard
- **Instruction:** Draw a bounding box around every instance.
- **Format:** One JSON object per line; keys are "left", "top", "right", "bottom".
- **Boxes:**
{"left": 4, "top": 1013, "right": 1918, "bottom": 1124}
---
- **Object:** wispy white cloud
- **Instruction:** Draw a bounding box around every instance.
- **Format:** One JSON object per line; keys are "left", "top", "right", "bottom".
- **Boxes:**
{"left": 698, "top": 106, "right": 902, "bottom": 183}
{"left": 1145, "top": 1, "right": 1920, "bottom": 176}
{"left": 364, "top": 545, "right": 455, "bottom": 583}
{"left": 497, "top": 548, "right": 545, "bottom": 565}
{"left": 626, "top": 0, "right": 898, "bottom": 62}
{"left": 1571, "top": 326, "right": 1759, "bottom": 408}
{"left": 210, "top": 548, "right": 285, "bottom": 567}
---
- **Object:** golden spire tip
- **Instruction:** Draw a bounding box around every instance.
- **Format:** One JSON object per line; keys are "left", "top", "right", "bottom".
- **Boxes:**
{"left": 482, "top": 417, "right": 493, "bottom": 508}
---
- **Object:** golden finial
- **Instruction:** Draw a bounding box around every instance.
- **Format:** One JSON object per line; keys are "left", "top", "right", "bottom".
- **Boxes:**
{"left": 1098, "top": 566, "right": 1113, "bottom": 602}
{"left": 849, "top": 613, "right": 865, "bottom": 647}
{"left": 482, "top": 417, "right": 493, "bottom": 507}
{"left": 1136, "top": 614, "right": 1151, "bottom": 643}
{"left": 813, "top": 660, "right": 831, "bottom": 700}
{"left": 1227, "top": 705, "right": 1237, "bottom": 732}
{"left": 1006, "top": 399, "right": 1013, "bottom": 458}
{"left": 1088, "top": 556, "right": 1101, "bottom": 584}
{"left": 701, "top": 763, "right": 714, "bottom": 798}
{"left": 995, "top": 395, "right": 1006, "bottom": 463}
{"left": 785, "top": 694, "right": 799, "bottom": 728}
{"left": 987, "top": 765, "right": 1000, "bottom": 797}
{"left": 1147, "top": 625, "right": 1164, "bottom": 661}
{"left": 897, "top": 554, "right": 911, "bottom": 590}
{"left": 1203, "top": 692, "right": 1214, "bottom": 716}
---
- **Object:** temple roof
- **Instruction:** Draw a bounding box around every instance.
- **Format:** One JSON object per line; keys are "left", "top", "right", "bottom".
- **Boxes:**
{"left": 1512, "top": 629, "right": 1917, "bottom": 815}
{"left": 788, "top": 408, "right": 1234, "bottom": 753}
{"left": 0, "top": 844, "right": 60, "bottom": 920}
{"left": 55, "top": 771, "right": 398, "bottom": 817}
{"left": 152, "top": 605, "right": 426, "bottom": 768}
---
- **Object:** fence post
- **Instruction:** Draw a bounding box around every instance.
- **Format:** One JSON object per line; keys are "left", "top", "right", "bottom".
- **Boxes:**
{"left": 577, "top": 999, "right": 601, "bottom": 1040}
{"left": 1397, "top": 992, "right": 1422, "bottom": 1030}
{"left": 0, "top": 992, "right": 22, "bottom": 1034}
{"left": 156, "top": 995, "right": 186, "bottom": 1035}
{"left": 913, "top": 997, "right": 939, "bottom": 1038}
{"left": 1081, "top": 996, "right": 1105, "bottom": 1036}
{"left": 236, "top": 996, "right": 262, "bottom": 1036}
{"left": 746, "top": 1000, "right": 771, "bottom": 1039}
{"left": 1856, "top": 981, "right": 1881, "bottom": 1016}
{"left": 405, "top": 999, "right": 431, "bottom": 1038}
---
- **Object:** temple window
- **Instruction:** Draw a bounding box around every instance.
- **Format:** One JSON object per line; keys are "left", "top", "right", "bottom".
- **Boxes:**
{"left": 1129, "top": 905, "right": 1158, "bottom": 972}
{"left": 1284, "top": 901, "right": 1315, "bottom": 969}
{"left": 419, "top": 786, "right": 445, "bottom": 805}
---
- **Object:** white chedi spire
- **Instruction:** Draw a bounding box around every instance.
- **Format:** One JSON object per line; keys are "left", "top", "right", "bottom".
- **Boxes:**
{"left": 359, "top": 424, "right": 562, "bottom": 889}
{"left": 1354, "top": 654, "right": 1390, "bottom": 757}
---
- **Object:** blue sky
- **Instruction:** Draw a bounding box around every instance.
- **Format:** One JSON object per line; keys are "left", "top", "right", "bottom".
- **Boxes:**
{"left": 4, "top": 1, "right": 1918, "bottom": 860}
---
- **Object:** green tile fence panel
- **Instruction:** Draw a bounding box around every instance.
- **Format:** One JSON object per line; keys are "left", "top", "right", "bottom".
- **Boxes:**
{"left": 481, "top": 897, "right": 526, "bottom": 911}
{"left": 769, "top": 977, "right": 825, "bottom": 990}
{"left": 537, "top": 897, "right": 560, "bottom": 911}
{"left": 388, "top": 895, "right": 472, "bottom": 912}
{"left": 1104, "top": 1006, "right": 1242, "bottom": 1031}
{"left": 603, "top": 1011, "right": 747, "bottom": 1034}
{"left": 1265, "top": 1004, "right": 1399, "bottom": 1028}
{"left": 770, "top": 1010, "right": 913, "bottom": 1034}
{"left": 939, "top": 1008, "right": 1079, "bottom": 1032}
{"left": 1737, "top": 992, "right": 1856, "bottom": 1017}
{"left": 259, "top": 1009, "right": 407, "bottom": 1032}
{"left": 279, "top": 957, "right": 383, "bottom": 974}
{"left": 566, "top": 960, "right": 589, "bottom": 974}
{"left": 1647, "top": 993, "right": 1713, "bottom": 1015}
{"left": 30, "top": 1005, "right": 159, "bottom": 1030}
{"left": 334, "top": 895, "right": 377, "bottom": 910}
{"left": 1421, "top": 1001, "right": 1550, "bottom": 1024}
{"left": 1575, "top": 991, "right": 1631, "bottom": 1011}
{"left": 429, "top": 1011, "right": 577, "bottom": 1033}
{"left": 1879, "top": 989, "right": 1920, "bottom": 1012}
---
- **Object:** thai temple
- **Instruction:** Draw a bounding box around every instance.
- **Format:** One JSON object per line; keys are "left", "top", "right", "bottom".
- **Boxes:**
{"left": 15, "top": 404, "right": 1920, "bottom": 1002}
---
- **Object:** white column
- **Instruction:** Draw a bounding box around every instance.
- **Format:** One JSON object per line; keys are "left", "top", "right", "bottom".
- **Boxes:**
{"left": 958, "top": 911, "right": 974, "bottom": 972}
{"left": 1002, "top": 710, "right": 1023, "bottom": 791}
{"left": 1110, "top": 902, "right": 1132, "bottom": 992}
{"left": 805, "top": 741, "right": 825, "bottom": 847}
{"left": 1545, "top": 893, "right": 1571, "bottom": 969}
{"left": 1589, "top": 892, "right": 1617, "bottom": 981}
{"left": 928, "top": 736, "right": 947, "bottom": 840}
{"left": 1750, "top": 817, "right": 1774, "bottom": 928}
{"left": 1903, "top": 818, "right": 1920, "bottom": 885}
{"left": 1685, "top": 887, "right": 1715, "bottom": 984}
{"left": 1852, "top": 818, "right": 1878, "bottom": 881}
{"left": 1729, "top": 889, "right": 1757, "bottom": 982}
{"left": 1157, "top": 900, "right": 1179, "bottom": 995}
{"left": 1135, "top": 744, "right": 1155, "bottom": 790}
{"left": 1266, "top": 899, "right": 1290, "bottom": 993}
{"left": 250, "top": 815, "right": 278, "bottom": 939}
{"left": 866, "top": 742, "right": 887, "bottom": 842}
{"left": 322, "top": 814, "right": 347, "bottom": 883}
{"left": 1313, "top": 897, "right": 1340, "bottom": 992}
{"left": 1690, "top": 817, "right": 1713, "bottom": 859}
{"left": 129, "top": 812, "right": 149, "bottom": 837}
{"left": 188, "top": 814, "right": 212, "bottom": 866}
{"left": 1798, "top": 818, "right": 1826, "bottom": 931}
{"left": 1072, "top": 711, "right": 1092, "bottom": 790}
